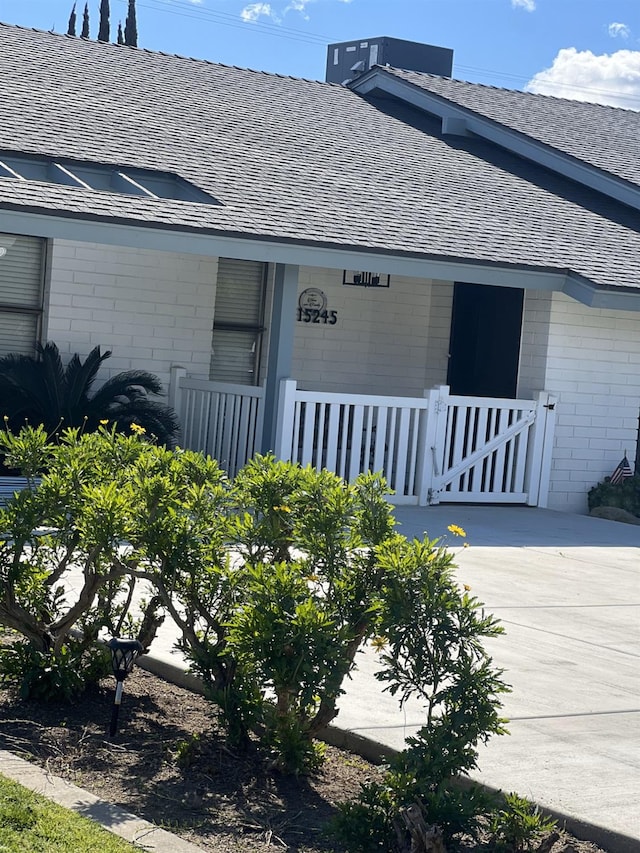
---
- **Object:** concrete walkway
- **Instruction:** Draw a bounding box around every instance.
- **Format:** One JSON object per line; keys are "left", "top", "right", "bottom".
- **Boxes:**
{"left": 336, "top": 506, "right": 640, "bottom": 852}
{"left": 145, "top": 505, "right": 640, "bottom": 852}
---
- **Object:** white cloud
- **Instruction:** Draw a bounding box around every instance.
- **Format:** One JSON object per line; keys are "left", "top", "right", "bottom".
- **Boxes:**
{"left": 608, "top": 22, "right": 630, "bottom": 39}
{"left": 241, "top": 3, "right": 279, "bottom": 22}
{"left": 512, "top": 0, "right": 536, "bottom": 11}
{"left": 526, "top": 47, "right": 640, "bottom": 109}
{"left": 284, "top": 0, "right": 310, "bottom": 20}
{"left": 243, "top": 0, "right": 352, "bottom": 23}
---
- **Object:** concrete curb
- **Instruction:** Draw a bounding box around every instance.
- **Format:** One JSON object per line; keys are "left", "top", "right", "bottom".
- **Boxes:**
{"left": 138, "top": 652, "right": 640, "bottom": 853}
{"left": 318, "top": 728, "right": 640, "bottom": 853}
{"left": 0, "top": 749, "right": 205, "bottom": 852}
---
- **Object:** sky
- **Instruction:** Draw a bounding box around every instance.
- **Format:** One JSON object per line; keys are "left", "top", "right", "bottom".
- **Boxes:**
{"left": 2, "top": 0, "right": 640, "bottom": 109}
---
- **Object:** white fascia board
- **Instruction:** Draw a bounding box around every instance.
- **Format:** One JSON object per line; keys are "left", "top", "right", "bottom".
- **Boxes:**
{"left": 3, "top": 207, "right": 640, "bottom": 311}
{"left": 353, "top": 73, "right": 640, "bottom": 213}
{"left": 562, "top": 275, "right": 640, "bottom": 311}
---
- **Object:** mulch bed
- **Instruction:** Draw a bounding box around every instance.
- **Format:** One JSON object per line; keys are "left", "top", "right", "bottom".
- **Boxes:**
{"left": 0, "top": 667, "right": 612, "bottom": 853}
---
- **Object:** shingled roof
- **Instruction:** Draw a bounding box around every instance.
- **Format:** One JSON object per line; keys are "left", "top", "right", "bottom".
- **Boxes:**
{"left": 381, "top": 68, "right": 640, "bottom": 190}
{"left": 1, "top": 23, "right": 640, "bottom": 294}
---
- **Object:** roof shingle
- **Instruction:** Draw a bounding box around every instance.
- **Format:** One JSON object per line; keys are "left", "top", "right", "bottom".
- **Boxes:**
{"left": 1, "top": 23, "right": 640, "bottom": 292}
{"left": 384, "top": 68, "right": 640, "bottom": 189}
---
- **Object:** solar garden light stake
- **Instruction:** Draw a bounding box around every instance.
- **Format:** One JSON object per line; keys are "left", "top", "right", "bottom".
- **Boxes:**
{"left": 108, "top": 637, "right": 144, "bottom": 737}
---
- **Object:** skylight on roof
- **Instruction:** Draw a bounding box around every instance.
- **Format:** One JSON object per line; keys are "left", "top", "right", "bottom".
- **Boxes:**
{"left": 0, "top": 153, "right": 219, "bottom": 205}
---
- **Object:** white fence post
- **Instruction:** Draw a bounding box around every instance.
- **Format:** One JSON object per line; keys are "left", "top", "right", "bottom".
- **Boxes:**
{"left": 525, "top": 391, "right": 554, "bottom": 506}
{"left": 273, "top": 379, "right": 297, "bottom": 461}
{"left": 427, "top": 386, "right": 450, "bottom": 505}
{"left": 417, "top": 388, "right": 437, "bottom": 505}
{"left": 168, "top": 365, "right": 187, "bottom": 440}
{"left": 536, "top": 392, "right": 557, "bottom": 508}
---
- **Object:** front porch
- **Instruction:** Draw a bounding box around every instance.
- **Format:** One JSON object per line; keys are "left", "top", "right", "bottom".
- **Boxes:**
{"left": 4, "top": 222, "right": 639, "bottom": 514}
{"left": 169, "top": 372, "right": 557, "bottom": 507}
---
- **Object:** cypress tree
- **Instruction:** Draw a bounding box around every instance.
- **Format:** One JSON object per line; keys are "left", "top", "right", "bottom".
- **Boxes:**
{"left": 67, "top": 3, "right": 77, "bottom": 36}
{"left": 117, "top": 22, "right": 124, "bottom": 45}
{"left": 98, "top": 0, "right": 110, "bottom": 42}
{"left": 124, "top": 0, "right": 138, "bottom": 47}
{"left": 81, "top": 3, "right": 90, "bottom": 38}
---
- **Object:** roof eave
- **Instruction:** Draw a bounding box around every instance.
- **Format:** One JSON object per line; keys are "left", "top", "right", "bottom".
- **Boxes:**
{"left": 3, "top": 205, "right": 640, "bottom": 312}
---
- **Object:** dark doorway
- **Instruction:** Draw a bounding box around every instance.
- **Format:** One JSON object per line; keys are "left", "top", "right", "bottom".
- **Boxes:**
{"left": 447, "top": 282, "right": 524, "bottom": 398}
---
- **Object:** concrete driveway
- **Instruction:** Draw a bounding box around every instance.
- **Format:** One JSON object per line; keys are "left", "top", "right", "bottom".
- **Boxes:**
{"left": 336, "top": 505, "right": 640, "bottom": 852}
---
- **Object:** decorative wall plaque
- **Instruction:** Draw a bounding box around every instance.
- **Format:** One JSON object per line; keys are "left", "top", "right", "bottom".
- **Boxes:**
{"left": 297, "top": 288, "right": 337, "bottom": 324}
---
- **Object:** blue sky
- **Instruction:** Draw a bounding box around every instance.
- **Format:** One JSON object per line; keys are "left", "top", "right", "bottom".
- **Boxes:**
{"left": 3, "top": 0, "right": 640, "bottom": 108}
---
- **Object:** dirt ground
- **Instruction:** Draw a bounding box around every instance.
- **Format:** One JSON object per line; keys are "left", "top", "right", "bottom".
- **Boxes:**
{"left": 0, "top": 667, "right": 612, "bottom": 853}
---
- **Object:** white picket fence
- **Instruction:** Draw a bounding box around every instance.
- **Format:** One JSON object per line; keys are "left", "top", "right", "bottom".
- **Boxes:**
{"left": 170, "top": 368, "right": 265, "bottom": 478}
{"left": 170, "top": 369, "right": 556, "bottom": 506}
{"left": 274, "top": 381, "right": 431, "bottom": 503}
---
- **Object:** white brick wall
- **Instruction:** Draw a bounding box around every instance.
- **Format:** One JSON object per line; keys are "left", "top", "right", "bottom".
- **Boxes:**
{"left": 423, "top": 281, "right": 453, "bottom": 390}
{"left": 291, "top": 267, "right": 441, "bottom": 396}
{"left": 46, "top": 241, "right": 218, "bottom": 389}
{"left": 542, "top": 292, "right": 640, "bottom": 513}
{"left": 518, "top": 289, "right": 552, "bottom": 399}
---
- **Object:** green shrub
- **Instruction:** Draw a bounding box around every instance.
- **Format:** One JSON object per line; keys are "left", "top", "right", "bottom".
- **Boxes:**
{"left": 0, "top": 425, "right": 509, "bottom": 798}
{"left": 0, "top": 639, "right": 110, "bottom": 702}
{"left": 588, "top": 474, "right": 640, "bottom": 517}
{"left": 179, "top": 457, "right": 396, "bottom": 771}
{"left": 0, "top": 424, "right": 220, "bottom": 699}
{"left": 490, "top": 792, "right": 557, "bottom": 852}
{"left": 333, "top": 533, "right": 509, "bottom": 849}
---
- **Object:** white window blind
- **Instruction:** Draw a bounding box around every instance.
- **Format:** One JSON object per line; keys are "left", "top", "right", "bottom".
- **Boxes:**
{"left": 0, "top": 233, "right": 44, "bottom": 355}
{"left": 0, "top": 314, "right": 39, "bottom": 356}
{"left": 210, "top": 259, "right": 266, "bottom": 384}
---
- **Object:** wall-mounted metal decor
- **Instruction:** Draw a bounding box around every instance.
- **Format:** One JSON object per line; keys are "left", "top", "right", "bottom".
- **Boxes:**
{"left": 297, "top": 287, "right": 338, "bottom": 324}
{"left": 342, "top": 270, "right": 390, "bottom": 288}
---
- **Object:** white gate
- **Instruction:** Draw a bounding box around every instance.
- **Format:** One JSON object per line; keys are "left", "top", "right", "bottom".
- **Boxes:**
{"left": 429, "top": 391, "right": 557, "bottom": 505}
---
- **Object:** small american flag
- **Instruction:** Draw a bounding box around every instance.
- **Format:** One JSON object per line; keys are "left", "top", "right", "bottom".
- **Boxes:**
{"left": 610, "top": 455, "right": 634, "bottom": 485}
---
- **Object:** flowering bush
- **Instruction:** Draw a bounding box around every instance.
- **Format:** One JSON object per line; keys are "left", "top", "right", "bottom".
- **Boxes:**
{"left": 0, "top": 423, "right": 221, "bottom": 698}
{"left": 0, "top": 426, "right": 508, "bottom": 798}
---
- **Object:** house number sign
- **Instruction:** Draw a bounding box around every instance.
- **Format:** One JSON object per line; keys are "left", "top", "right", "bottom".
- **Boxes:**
{"left": 296, "top": 288, "right": 338, "bottom": 324}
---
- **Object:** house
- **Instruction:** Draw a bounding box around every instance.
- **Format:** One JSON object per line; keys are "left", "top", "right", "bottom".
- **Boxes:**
{"left": 1, "top": 23, "right": 640, "bottom": 513}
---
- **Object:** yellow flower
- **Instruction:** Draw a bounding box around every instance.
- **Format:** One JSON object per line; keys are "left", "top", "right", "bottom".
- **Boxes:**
{"left": 130, "top": 423, "right": 146, "bottom": 434}
{"left": 463, "top": 542, "right": 470, "bottom": 548}
{"left": 370, "top": 636, "right": 388, "bottom": 652}
{"left": 447, "top": 524, "right": 466, "bottom": 538}
{"left": 99, "top": 419, "right": 109, "bottom": 425}
{"left": 464, "top": 584, "right": 471, "bottom": 591}
{"left": 273, "top": 505, "right": 291, "bottom": 513}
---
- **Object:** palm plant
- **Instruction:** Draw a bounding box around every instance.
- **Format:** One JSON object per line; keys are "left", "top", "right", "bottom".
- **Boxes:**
{"left": 0, "top": 342, "right": 180, "bottom": 448}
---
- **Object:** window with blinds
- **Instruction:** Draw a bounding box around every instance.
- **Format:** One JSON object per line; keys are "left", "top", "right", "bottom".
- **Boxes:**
{"left": 0, "top": 233, "right": 45, "bottom": 356}
{"left": 210, "top": 259, "right": 266, "bottom": 384}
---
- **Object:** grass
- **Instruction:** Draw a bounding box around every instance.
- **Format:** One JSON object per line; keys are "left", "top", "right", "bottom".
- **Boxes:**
{"left": 0, "top": 773, "right": 141, "bottom": 853}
